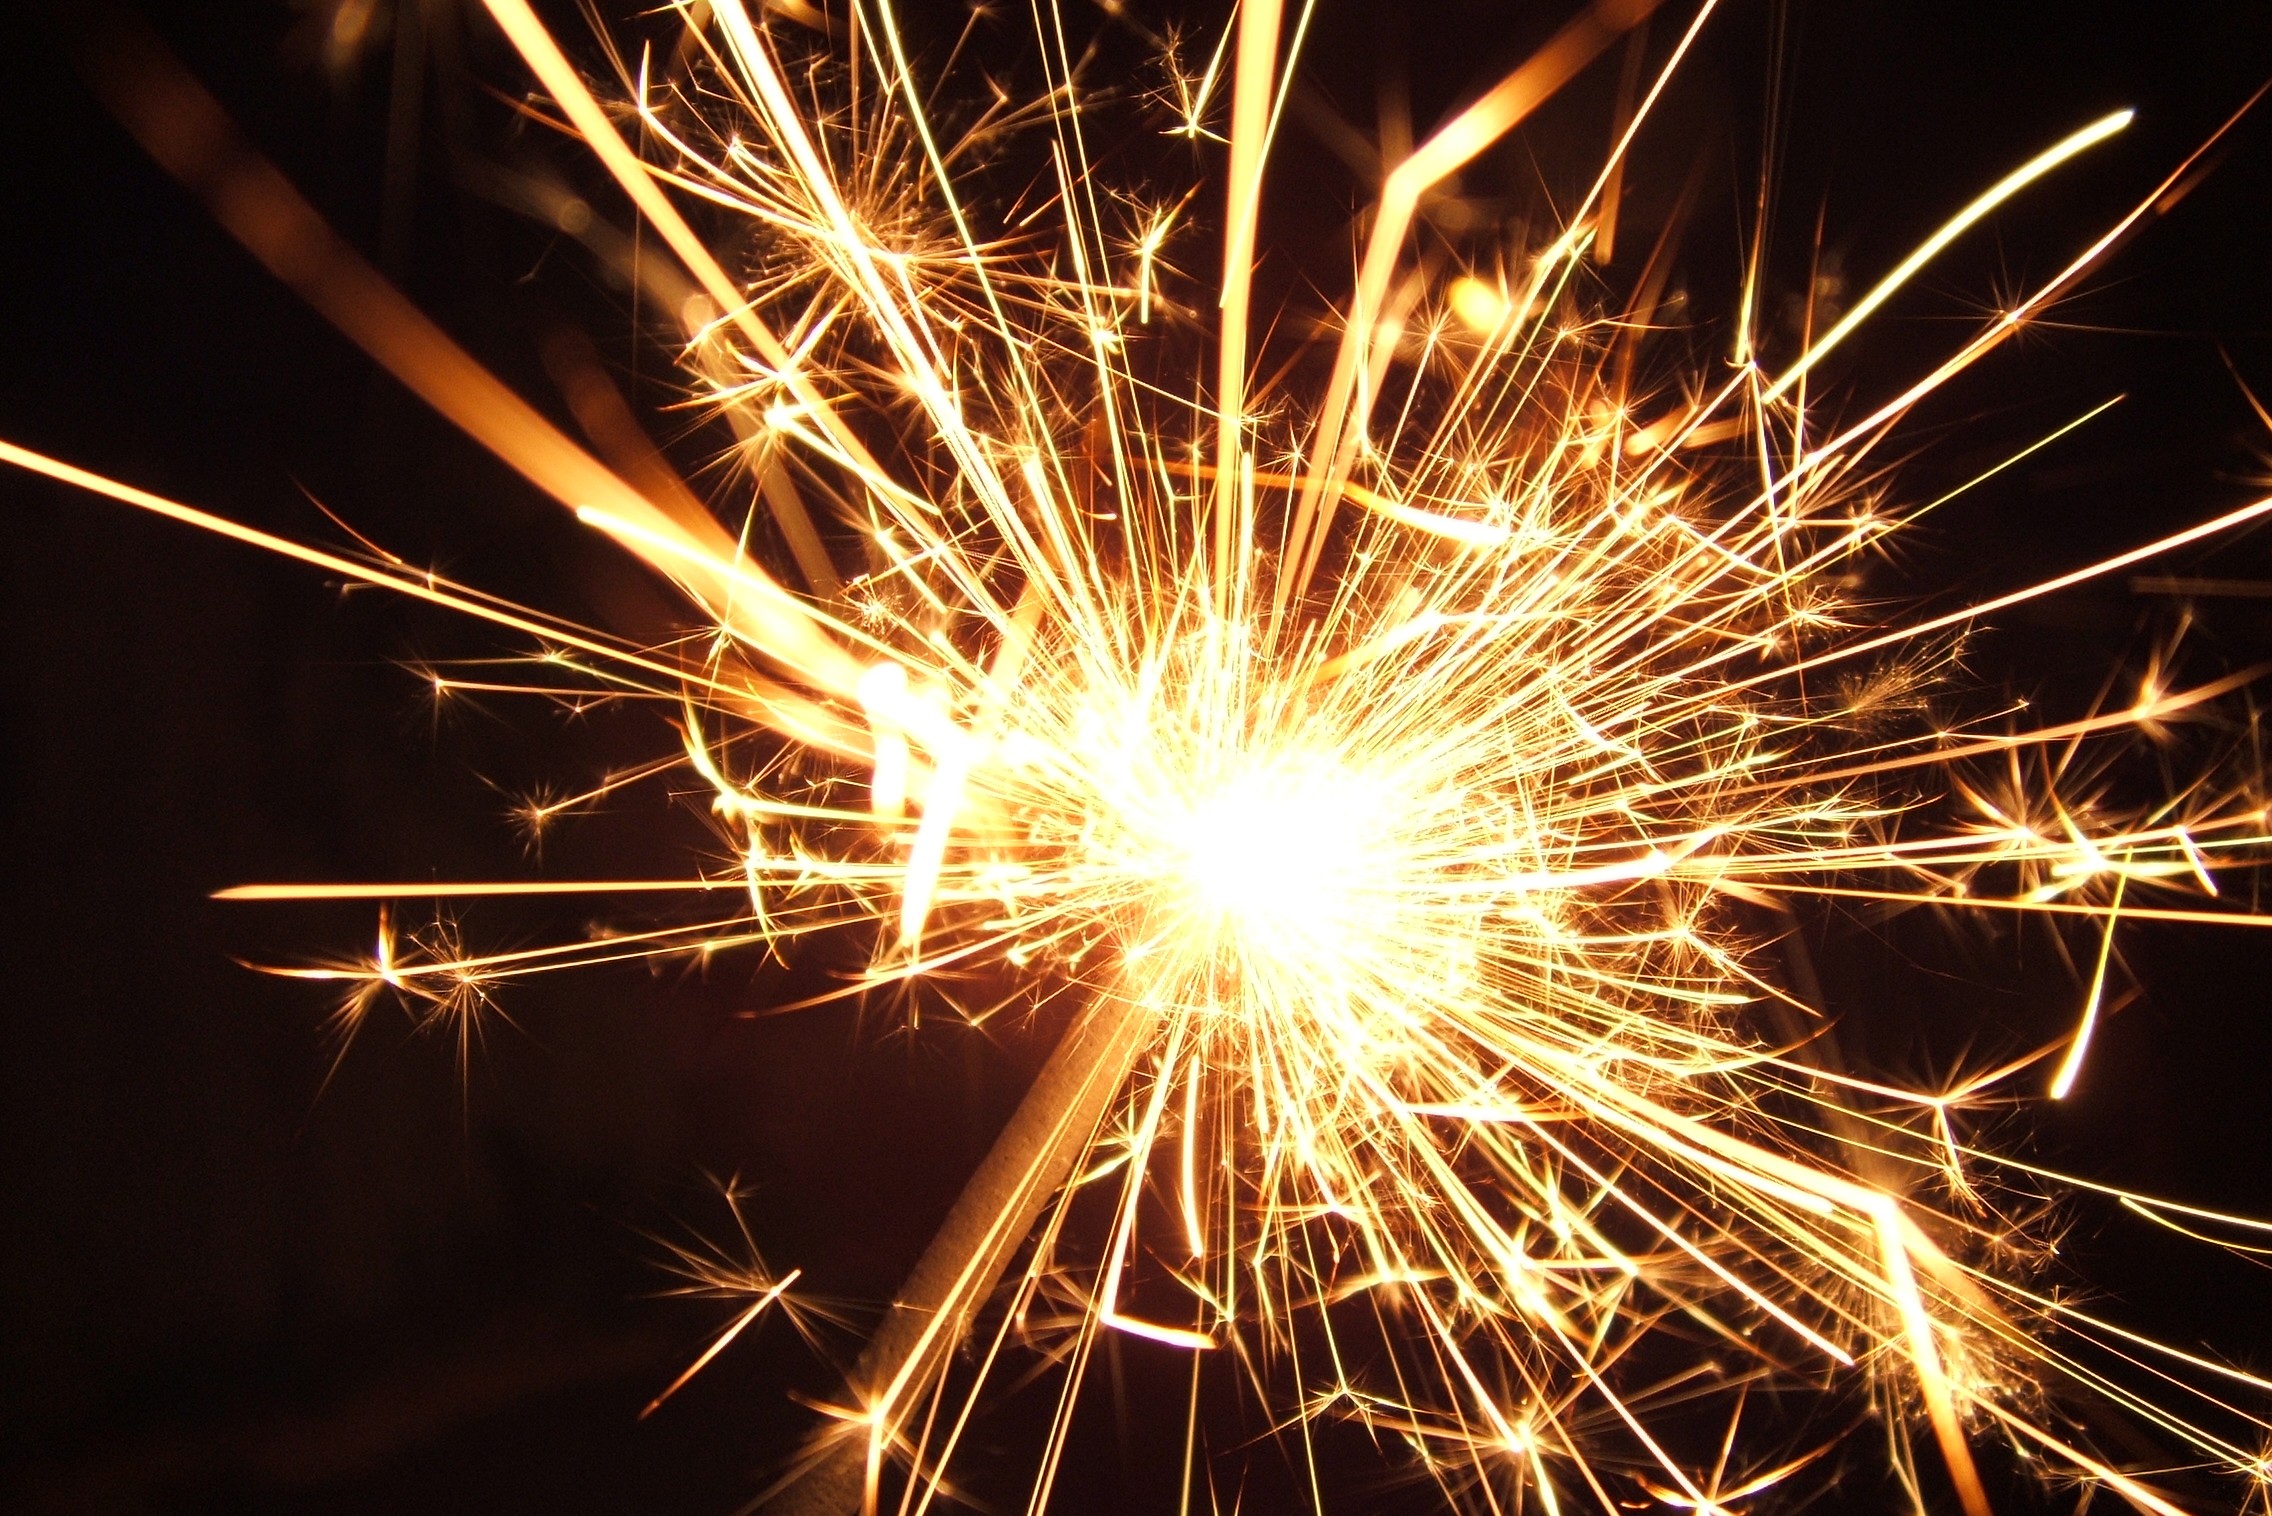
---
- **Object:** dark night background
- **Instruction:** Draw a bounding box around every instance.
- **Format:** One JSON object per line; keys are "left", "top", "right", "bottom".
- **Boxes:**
{"left": 3, "top": 2, "right": 2271, "bottom": 1512}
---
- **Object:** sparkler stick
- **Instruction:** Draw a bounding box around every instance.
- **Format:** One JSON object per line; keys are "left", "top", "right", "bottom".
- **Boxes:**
{"left": 766, "top": 996, "right": 1154, "bottom": 1515}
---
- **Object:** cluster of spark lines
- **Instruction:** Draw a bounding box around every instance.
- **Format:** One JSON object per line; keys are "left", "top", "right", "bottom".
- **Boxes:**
{"left": 16, "top": 0, "right": 2272, "bottom": 1513}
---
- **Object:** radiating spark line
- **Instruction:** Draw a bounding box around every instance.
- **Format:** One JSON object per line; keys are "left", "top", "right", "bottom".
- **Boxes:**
{"left": 215, "top": 880, "right": 747, "bottom": 900}
{"left": 0, "top": 440, "right": 733, "bottom": 700}
{"left": 1742, "top": 883, "right": 2272, "bottom": 929}
{"left": 1758, "top": 110, "right": 2133, "bottom": 406}
{"left": 2048, "top": 864, "right": 2130, "bottom": 1099}
{"left": 641, "top": 1267, "right": 804, "bottom": 1420}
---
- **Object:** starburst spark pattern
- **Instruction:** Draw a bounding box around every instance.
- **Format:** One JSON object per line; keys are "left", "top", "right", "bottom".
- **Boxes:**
{"left": 16, "top": 1, "right": 2272, "bottom": 1513}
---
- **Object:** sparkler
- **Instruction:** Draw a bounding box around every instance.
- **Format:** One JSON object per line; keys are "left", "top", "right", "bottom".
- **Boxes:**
{"left": 17, "top": 1, "right": 2272, "bottom": 1511}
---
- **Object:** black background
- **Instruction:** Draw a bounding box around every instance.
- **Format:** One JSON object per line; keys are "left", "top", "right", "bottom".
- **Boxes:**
{"left": 4, "top": 2, "right": 2272, "bottom": 1512}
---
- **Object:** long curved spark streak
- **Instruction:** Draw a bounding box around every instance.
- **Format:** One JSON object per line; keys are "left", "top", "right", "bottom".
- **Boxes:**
{"left": 1755, "top": 108, "right": 2135, "bottom": 408}
{"left": 22, "top": 3, "right": 2272, "bottom": 1514}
